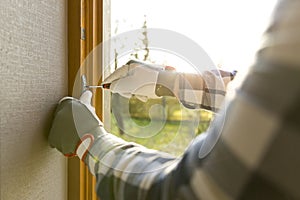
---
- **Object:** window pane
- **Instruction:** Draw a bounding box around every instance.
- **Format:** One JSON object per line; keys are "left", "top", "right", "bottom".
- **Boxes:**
{"left": 111, "top": 0, "right": 276, "bottom": 71}
{"left": 108, "top": 0, "right": 276, "bottom": 156}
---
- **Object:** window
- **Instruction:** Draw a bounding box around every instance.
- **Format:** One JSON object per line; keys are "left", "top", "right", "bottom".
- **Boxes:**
{"left": 110, "top": 0, "right": 276, "bottom": 71}
{"left": 105, "top": 0, "right": 276, "bottom": 156}
{"left": 67, "top": 0, "right": 277, "bottom": 199}
{"left": 68, "top": 0, "right": 102, "bottom": 200}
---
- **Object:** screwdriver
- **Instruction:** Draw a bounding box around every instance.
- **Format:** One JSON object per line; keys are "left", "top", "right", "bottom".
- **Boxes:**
{"left": 81, "top": 75, "right": 111, "bottom": 91}
{"left": 85, "top": 83, "right": 111, "bottom": 89}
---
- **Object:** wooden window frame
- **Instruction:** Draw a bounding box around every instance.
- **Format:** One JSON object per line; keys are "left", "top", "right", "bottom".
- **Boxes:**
{"left": 67, "top": 0, "right": 108, "bottom": 200}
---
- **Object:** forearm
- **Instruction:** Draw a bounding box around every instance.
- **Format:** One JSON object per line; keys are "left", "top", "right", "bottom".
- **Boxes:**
{"left": 155, "top": 70, "right": 235, "bottom": 111}
{"left": 83, "top": 1, "right": 300, "bottom": 200}
{"left": 189, "top": 1, "right": 300, "bottom": 198}
{"left": 84, "top": 130, "right": 181, "bottom": 200}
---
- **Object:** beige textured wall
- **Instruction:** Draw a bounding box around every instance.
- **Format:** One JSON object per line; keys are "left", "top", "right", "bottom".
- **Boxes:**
{"left": 0, "top": 0, "right": 67, "bottom": 199}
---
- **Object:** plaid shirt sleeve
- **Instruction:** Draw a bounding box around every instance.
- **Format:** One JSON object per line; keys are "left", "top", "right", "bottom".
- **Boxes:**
{"left": 178, "top": 70, "right": 235, "bottom": 111}
{"left": 84, "top": 0, "right": 300, "bottom": 199}
{"left": 156, "top": 69, "right": 236, "bottom": 112}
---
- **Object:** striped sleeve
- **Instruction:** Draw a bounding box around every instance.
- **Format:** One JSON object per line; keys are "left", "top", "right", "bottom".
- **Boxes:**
{"left": 86, "top": 63, "right": 300, "bottom": 200}
{"left": 85, "top": 0, "right": 300, "bottom": 199}
{"left": 84, "top": 132, "right": 181, "bottom": 200}
{"left": 156, "top": 70, "right": 236, "bottom": 111}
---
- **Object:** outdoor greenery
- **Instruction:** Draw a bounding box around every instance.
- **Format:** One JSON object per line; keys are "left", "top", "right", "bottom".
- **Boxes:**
{"left": 110, "top": 18, "right": 214, "bottom": 156}
{"left": 110, "top": 95, "right": 213, "bottom": 156}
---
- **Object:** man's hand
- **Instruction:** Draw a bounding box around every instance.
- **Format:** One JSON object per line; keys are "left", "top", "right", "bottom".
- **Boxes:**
{"left": 48, "top": 90, "right": 103, "bottom": 159}
{"left": 104, "top": 59, "right": 236, "bottom": 111}
{"left": 103, "top": 60, "right": 166, "bottom": 102}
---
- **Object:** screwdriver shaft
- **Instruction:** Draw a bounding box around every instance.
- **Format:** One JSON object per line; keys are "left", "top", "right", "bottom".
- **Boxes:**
{"left": 85, "top": 83, "right": 111, "bottom": 89}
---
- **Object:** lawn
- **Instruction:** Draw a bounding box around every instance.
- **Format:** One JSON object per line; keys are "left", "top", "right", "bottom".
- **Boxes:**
{"left": 110, "top": 95, "right": 213, "bottom": 156}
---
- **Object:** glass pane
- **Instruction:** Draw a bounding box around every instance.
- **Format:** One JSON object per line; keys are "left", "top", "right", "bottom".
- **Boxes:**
{"left": 108, "top": 0, "right": 276, "bottom": 156}
{"left": 111, "top": 0, "right": 276, "bottom": 71}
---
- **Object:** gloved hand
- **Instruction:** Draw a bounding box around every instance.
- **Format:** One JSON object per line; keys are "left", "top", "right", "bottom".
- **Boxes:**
{"left": 104, "top": 60, "right": 237, "bottom": 111}
{"left": 103, "top": 60, "right": 167, "bottom": 102}
{"left": 48, "top": 90, "right": 104, "bottom": 159}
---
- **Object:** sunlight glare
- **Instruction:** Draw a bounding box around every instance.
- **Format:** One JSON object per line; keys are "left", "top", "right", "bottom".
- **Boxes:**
{"left": 111, "top": 0, "right": 277, "bottom": 72}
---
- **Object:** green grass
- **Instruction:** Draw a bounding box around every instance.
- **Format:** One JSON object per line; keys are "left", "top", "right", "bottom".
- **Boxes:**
{"left": 109, "top": 95, "right": 214, "bottom": 156}
{"left": 110, "top": 114, "right": 211, "bottom": 156}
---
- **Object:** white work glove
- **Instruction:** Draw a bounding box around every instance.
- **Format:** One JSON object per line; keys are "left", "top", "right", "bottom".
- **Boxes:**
{"left": 49, "top": 90, "right": 104, "bottom": 160}
{"left": 103, "top": 60, "right": 165, "bottom": 102}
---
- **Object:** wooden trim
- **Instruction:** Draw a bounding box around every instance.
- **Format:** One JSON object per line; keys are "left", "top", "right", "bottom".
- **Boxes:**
{"left": 92, "top": 1, "right": 103, "bottom": 199}
{"left": 67, "top": 1, "right": 81, "bottom": 200}
{"left": 68, "top": 0, "right": 102, "bottom": 200}
{"left": 80, "top": 0, "right": 102, "bottom": 200}
{"left": 93, "top": 0, "right": 103, "bottom": 121}
{"left": 80, "top": 1, "right": 88, "bottom": 198}
{"left": 68, "top": 0, "right": 81, "bottom": 95}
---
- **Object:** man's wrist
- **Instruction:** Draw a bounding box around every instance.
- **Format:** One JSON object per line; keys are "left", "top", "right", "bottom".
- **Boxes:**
{"left": 155, "top": 71, "right": 178, "bottom": 97}
{"left": 76, "top": 134, "right": 95, "bottom": 160}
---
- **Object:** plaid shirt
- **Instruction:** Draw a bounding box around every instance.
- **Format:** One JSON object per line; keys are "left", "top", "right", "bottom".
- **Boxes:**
{"left": 85, "top": 0, "right": 300, "bottom": 199}
{"left": 155, "top": 69, "right": 235, "bottom": 112}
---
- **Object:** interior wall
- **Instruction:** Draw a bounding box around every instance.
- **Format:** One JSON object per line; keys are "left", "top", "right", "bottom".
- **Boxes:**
{"left": 0, "top": 0, "right": 67, "bottom": 199}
